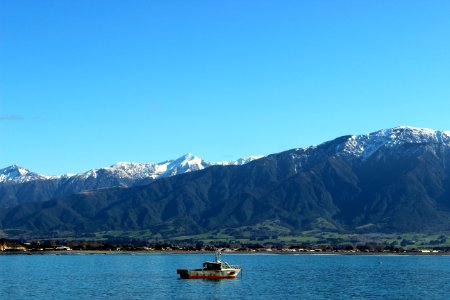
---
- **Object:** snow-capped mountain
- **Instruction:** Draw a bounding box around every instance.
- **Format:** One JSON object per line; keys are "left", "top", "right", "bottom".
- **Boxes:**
{"left": 339, "top": 126, "right": 450, "bottom": 159}
{"left": 3, "top": 126, "right": 449, "bottom": 186}
{"left": 0, "top": 154, "right": 262, "bottom": 185}
{"left": 3, "top": 126, "right": 449, "bottom": 185}
{"left": 289, "top": 126, "right": 450, "bottom": 172}
{"left": 0, "top": 165, "right": 55, "bottom": 184}
{"left": 2, "top": 126, "right": 450, "bottom": 209}
{"left": 4, "top": 126, "right": 450, "bottom": 239}
{"left": 0, "top": 153, "right": 262, "bottom": 207}
{"left": 65, "top": 153, "right": 261, "bottom": 183}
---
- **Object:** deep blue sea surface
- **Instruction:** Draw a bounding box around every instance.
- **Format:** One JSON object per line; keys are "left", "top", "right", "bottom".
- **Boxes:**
{"left": 1, "top": 253, "right": 450, "bottom": 299}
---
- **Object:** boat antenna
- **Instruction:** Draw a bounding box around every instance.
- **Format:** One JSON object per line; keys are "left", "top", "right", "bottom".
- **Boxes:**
{"left": 215, "top": 249, "right": 222, "bottom": 262}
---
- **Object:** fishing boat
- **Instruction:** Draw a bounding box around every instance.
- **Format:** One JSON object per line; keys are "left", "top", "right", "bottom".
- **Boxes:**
{"left": 177, "top": 251, "right": 241, "bottom": 279}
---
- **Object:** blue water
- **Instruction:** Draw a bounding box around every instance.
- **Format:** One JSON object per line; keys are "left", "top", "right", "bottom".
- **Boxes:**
{"left": 1, "top": 253, "right": 450, "bottom": 299}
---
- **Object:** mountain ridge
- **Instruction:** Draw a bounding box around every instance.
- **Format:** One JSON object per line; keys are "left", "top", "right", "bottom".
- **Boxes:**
{"left": 1, "top": 126, "right": 450, "bottom": 239}
{"left": 3, "top": 126, "right": 448, "bottom": 184}
{"left": 0, "top": 154, "right": 261, "bottom": 207}
{"left": 0, "top": 153, "right": 262, "bottom": 184}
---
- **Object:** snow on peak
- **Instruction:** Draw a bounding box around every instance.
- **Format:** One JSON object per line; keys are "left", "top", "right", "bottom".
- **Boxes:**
{"left": 1, "top": 165, "right": 28, "bottom": 177}
{"left": 58, "top": 154, "right": 262, "bottom": 183}
{"left": 0, "top": 154, "right": 261, "bottom": 185}
{"left": 171, "top": 153, "right": 203, "bottom": 167}
{"left": 215, "top": 156, "right": 263, "bottom": 166}
{"left": 339, "top": 126, "right": 450, "bottom": 159}
{"left": 0, "top": 165, "right": 51, "bottom": 183}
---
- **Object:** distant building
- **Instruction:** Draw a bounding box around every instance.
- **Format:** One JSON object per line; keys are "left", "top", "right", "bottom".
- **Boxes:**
{"left": 2, "top": 245, "right": 27, "bottom": 252}
{"left": 55, "top": 246, "right": 72, "bottom": 251}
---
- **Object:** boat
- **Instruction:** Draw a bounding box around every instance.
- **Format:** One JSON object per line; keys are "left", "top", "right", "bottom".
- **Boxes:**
{"left": 177, "top": 251, "right": 241, "bottom": 279}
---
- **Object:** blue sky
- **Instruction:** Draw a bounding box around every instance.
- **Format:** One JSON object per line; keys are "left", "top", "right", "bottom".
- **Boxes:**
{"left": 1, "top": 0, "right": 450, "bottom": 175}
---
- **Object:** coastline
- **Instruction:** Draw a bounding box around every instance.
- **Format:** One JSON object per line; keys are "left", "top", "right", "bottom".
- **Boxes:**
{"left": 1, "top": 249, "right": 449, "bottom": 255}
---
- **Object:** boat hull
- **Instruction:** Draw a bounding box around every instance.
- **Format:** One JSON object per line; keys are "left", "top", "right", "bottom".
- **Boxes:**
{"left": 177, "top": 268, "right": 241, "bottom": 279}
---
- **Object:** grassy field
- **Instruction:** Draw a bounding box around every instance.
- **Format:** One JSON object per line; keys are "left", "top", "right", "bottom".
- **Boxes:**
{"left": 78, "top": 230, "right": 450, "bottom": 250}
{"left": 3, "top": 226, "right": 450, "bottom": 250}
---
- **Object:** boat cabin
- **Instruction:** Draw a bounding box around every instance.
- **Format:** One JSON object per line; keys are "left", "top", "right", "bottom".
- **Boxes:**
{"left": 203, "top": 261, "right": 231, "bottom": 270}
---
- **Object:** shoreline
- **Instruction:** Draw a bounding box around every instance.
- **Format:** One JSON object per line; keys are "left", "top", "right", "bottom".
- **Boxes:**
{"left": 1, "top": 249, "right": 449, "bottom": 255}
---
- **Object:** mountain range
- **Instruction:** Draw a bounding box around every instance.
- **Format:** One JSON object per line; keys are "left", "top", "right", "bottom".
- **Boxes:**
{"left": 0, "top": 154, "right": 260, "bottom": 207}
{"left": 1, "top": 126, "right": 450, "bottom": 240}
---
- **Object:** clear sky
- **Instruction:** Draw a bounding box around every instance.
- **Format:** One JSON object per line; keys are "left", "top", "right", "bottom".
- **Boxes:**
{"left": 1, "top": 0, "right": 450, "bottom": 175}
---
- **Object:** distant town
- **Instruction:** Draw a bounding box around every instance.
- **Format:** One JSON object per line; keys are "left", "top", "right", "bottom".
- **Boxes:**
{"left": 1, "top": 238, "right": 447, "bottom": 255}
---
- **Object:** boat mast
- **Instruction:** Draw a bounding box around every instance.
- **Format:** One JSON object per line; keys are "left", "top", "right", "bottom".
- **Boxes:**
{"left": 215, "top": 250, "right": 222, "bottom": 262}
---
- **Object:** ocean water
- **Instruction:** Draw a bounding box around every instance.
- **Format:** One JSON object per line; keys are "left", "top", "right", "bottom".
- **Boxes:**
{"left": 1, "top": 253, "right": 450, "bottom": 299}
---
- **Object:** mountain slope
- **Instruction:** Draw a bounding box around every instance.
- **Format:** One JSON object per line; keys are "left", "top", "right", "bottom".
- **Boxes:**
{"left": 1, "top": 126, "right": 450, "bottom": 239}
{"left": 0, "top": 154, "right": 260, "bottom": 207}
